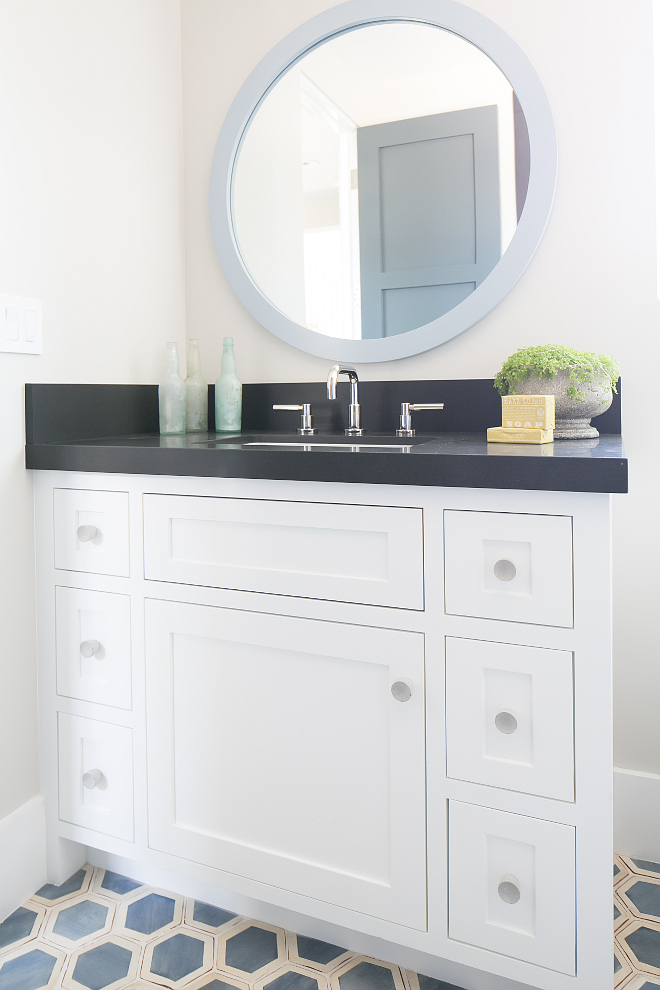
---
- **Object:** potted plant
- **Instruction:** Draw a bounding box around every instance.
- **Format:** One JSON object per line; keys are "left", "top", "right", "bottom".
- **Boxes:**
{"left": 494, "top": 345, "right": 620, "bottom": 438}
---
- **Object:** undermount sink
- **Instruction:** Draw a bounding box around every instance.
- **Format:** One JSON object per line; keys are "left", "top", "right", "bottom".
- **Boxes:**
{"left": 193, "top": 433, "right": 430, "bottom": 451}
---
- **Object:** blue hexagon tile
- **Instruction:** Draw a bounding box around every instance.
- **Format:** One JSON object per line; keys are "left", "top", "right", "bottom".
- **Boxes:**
{"left": 31, "top": 866, "right": 94, "bottom": 907}
{"left": 0, "top": 941, "right": 66, "bottom": 990}
{"left": 619, "top": 876, "right": 660, "bottom": 925}
{"left": 92, "top": 869, "right": 145, "bottom": 902}
{"left": 61, "top": 934, "right": 140, "bottom": 990}
{"left": 184, "top": 974, "right": 250, "bottom": 990}
{"left": 254, "top": 963, "right": 330, "bottom": 990}
{"left": 217, "top": 921, "right": 287, "bottom": 981}
{"left": 618, "top": 920, "right": 660, "bottom": 979}
{"left": 287, "top": 934, "right": 353, "bottom": 973}
{"left": 114, "top": 888, "right": 183, "bottom": 943}
{"left": 0, "top": 902, "right": 46, "bottom": 956}
{"left": 184, "top": 899, "right": 241, "bottom": 936}
{"left": 141, "top": 928, "right": 215, "bottom": 988}
{"left": 43, "top": 892, "right": 115, "bottom": 949}
{"left": 622, "top": 858, "right": 660, "bottom": 882}
{"left": 330, "top": 957, "right": 406, "bottom": 990}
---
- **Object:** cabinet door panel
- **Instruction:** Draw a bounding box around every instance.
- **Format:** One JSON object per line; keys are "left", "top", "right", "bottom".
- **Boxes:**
{"left": 449, "top": 801, "right": 576, "bottom": 974}
{"left": 58, "top": 713, "right": 134, "bottom": 841}
{"left": 56, "top": 587, "right": 132, "bottom": 709}
{"left": 143, "top": 494, "right": 423, "bottom": 609}
{"left": 54, "top": 488, "right": 129, "bottom": 577}
{"left": 444, "top": 509, "right": 573, "bottom": 626}
{"left": 145, "top": 599, "right": 426, "bottom": 929}
{"left": 446, "top": 637, "right": 574, "bottom": 800}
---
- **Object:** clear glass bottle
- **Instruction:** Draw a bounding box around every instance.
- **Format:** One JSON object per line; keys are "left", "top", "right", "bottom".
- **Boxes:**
{"left": 185, "top": 338, "right": 208, "bottom": 432}
{"left": 215, "top": 336, "right": 242, "bottom": 432}
{"left": 158, "top": 341, "right": 186, "bottom": 435}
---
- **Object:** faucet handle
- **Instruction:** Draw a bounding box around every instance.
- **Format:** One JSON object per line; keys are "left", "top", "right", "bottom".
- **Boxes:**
{"left": 396, "top": 402, "right": 444, "bottom": 437}
{"left": 272, "top": 403, "right": 317, "bottom": 435}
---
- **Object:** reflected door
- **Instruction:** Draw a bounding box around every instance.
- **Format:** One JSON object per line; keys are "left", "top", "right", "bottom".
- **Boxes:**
{"left": 357, "top": 105, "right": 501, "bottom": 337}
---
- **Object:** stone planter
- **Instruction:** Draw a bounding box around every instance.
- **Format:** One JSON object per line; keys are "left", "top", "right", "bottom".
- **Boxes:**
{"left": 512, "top": 369, "right": 613, "bottom": 438}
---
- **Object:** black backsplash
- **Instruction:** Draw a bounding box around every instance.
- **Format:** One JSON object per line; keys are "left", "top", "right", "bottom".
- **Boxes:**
{"left": 26, "top": 379, "right": 622, "bottom": 443}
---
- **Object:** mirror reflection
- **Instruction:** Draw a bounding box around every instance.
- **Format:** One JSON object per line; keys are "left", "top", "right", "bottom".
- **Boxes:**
{"left": 233, "top": 22, "right": 530, "bottom": 340}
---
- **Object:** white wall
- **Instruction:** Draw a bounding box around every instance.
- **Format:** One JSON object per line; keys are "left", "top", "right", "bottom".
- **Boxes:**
{"left": 0, "top": 0, "right": 186, "bottom": 823}
{"left": 181, "top": 0, "right": 660, "bottom": 777}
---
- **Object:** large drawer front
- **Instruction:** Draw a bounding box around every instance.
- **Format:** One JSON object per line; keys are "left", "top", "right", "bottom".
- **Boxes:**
{"left": 444, "top": 509, "right": 573, "bottom": 626}
{"left": 449, "top": 801, "right": 576, "bottom": 974}
{"left": 56, "top": 587, "right": 132, "bottom": 710}
{"left": 54, "top": 488, "right": 130, "bottom": 577}
{"left": 445, "top": 637, "right": 574, "bottom": 801}
{"left": 58, "top": 713, "right": 134, "bottom": 841}
{"left": 143, "top": 494, "right": 424, "bottom": 609}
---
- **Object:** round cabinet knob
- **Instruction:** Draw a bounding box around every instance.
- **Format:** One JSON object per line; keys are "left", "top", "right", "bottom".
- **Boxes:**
{"left": 498, "top": 880, "right": 521, "bottom": 904}
{"left": 82, "top": 769, "right": 103, "bottom": 790}
{"left": 493, "top": 558, "right": 516, "bottom": 582}
{"left": 391, "top": 679, "right": 412, "bottom": 703}
{"left": 495, "top": 710, "right": 518, "bottom": 734}
{"left": 80, "top": 640, "right": 101, "bottom": 659}
{"left": 77, "top": 525, "right": 98, "bottom": 543}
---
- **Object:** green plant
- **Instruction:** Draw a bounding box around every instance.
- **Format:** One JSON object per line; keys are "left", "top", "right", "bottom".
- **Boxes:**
{"left": 494, "top": 345, "right": 620, "bottom": 401}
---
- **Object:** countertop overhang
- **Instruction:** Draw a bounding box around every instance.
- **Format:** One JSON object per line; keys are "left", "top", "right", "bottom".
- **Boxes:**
{"left": 25, "top": 430, "right": 628, "bottom": 494}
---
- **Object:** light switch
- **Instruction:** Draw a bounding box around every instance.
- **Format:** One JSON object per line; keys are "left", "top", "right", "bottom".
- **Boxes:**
{"left": 0, "top": 295, "right": 42, "bottom": 353}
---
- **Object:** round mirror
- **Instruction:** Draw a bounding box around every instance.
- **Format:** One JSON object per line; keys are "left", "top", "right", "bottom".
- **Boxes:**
{"left": 210, "top": 1, "right": 557, "bottom": 362}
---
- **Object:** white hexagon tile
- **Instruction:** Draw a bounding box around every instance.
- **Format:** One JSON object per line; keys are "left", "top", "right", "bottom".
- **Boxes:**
{"left": 0, "top": 860, "right": 656, "bottom": 990}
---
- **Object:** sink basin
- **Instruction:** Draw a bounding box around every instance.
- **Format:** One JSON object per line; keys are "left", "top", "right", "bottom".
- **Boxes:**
{"left": 194, "top": 433, "right": 427, "bottom": 452}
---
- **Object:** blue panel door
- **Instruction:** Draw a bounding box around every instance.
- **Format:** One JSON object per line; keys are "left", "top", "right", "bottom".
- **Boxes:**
{"left": 357, "top": 105, "right": 501, "bottom": 338}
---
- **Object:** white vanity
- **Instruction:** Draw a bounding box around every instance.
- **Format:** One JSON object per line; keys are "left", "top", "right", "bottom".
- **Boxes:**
{"left": 33, "top": 459, "right": 615, "bottom": 990}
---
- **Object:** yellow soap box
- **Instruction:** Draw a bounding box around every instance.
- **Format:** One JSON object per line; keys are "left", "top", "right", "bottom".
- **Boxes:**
{"left": 487, "top": 426, "right": 554, "bottom": 444}
{"left": 501, "top": 394, "right": 555, "bottom": 430}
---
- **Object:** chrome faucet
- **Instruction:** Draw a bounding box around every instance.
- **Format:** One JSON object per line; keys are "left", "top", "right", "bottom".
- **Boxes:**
{"left": 327, "top": 364, "right": 363, "bottom": 436}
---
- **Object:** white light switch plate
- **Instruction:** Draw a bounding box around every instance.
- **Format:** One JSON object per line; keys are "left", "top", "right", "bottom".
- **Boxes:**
{"left": 0, "top": 295, "right": 42, "bottom": 353}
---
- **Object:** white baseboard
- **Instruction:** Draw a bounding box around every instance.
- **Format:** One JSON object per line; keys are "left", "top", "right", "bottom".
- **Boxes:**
{"left": 0, "top": 794, "right": 47, "bottom": 923}
{"left": 614, "top": 766, "right": 660, "bottom": 863}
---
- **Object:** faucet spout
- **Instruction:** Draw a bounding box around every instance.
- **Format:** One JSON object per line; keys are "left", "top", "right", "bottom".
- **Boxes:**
{"left": 327, "top": 365, "right": 363, "bottom": 436}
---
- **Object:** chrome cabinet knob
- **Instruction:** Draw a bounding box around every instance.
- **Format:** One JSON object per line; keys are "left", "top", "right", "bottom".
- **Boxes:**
{"left": 396, "top": 402, "right": 444, "bottom": 437}
{"left": 82, "top": 769, "right": 103, "bottom": 790}
{"left": 80, "top": 640, "right": 101, "bottom": 659}
{"left": 495, "top": 711, "right": 518, "bottom": 734}
{"left": 493, "top": 558, "right": 516, "bottom": 582}
{"left": 498, "top": 880, "right": 521, "bottom": 904}
{"left": 272, "top": 403, "right": 317, "bottom": 435}
{"left": 391, "top": 679, "right": 413, "bottom": 702}
{"left": 77, "top": 525, "right": 98, "bottom": 543}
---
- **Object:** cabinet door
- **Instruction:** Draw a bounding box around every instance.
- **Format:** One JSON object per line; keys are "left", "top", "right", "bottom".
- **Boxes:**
{"left": 444, "top": 509, "right": 573, "bottom": 627}
{"left": 143, "top": 494, "right": 423, "bottom": 609}
{"left": 445, "top": 637, "right": 574, "bottom": 801}
{"left": 56, "top": 587, "right": 132, "bottom": 709}
{"left": 449, "top": 801, "right": 576, "bottom": 974}
{"left": 145, "top": 599, "right": 426, "bottom": 930}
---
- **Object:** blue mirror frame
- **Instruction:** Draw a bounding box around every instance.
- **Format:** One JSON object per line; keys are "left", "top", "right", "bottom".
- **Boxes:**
{"left": 209, "top": 0, "right": 557, "bottom": 363}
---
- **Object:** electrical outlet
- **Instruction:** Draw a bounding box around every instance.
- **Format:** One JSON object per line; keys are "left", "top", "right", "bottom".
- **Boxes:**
{"left": 0, "top": 295, "right": 42, "bottom": 354}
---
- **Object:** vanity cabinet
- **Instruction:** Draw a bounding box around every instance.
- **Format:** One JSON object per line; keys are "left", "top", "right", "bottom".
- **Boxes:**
{"left": 34, "top": 470, "right": 613, "bottom": 990}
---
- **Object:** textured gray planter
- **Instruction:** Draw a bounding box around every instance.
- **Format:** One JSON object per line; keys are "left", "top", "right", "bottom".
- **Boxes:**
{"left": 512, "top": 369, "right": 613, "bottom": 438}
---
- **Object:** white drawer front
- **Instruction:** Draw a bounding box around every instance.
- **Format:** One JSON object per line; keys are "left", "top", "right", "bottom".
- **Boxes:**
{"left": 446, "top": 638, "right": 574, "bottom": 801}
{"left": 56, "top": 587, "right": 132, "bottom": 710}
{"left": 143, "top": 494, "right": 424, "bottom": 609}
{"left": 444, "top": 509, "right": 573, "bottom": 626}
{"left": 54, "top": 488, "right": 130, "bottom": 577}
{"left": 449, "top": 801, "right": 576, "bottom": 974}
{"left": 58, "top": 713, "right": 134, "bottom": 841}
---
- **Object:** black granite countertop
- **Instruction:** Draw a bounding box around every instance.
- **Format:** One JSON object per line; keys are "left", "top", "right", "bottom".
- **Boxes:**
{"left": 24, "top": 382, "right": 628, "bottom": 493}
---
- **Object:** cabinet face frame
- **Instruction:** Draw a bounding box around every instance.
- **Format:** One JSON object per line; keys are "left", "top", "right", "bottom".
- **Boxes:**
{"left": 33, "top": 470, "right": 613, "bottom": 990}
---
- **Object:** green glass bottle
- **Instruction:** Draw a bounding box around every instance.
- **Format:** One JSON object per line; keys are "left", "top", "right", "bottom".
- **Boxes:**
{"left": 159, "top": 342, "right": 186, "bottom": 435}
{"left": 215, "top": 337, "right": 242, "bottom": 432}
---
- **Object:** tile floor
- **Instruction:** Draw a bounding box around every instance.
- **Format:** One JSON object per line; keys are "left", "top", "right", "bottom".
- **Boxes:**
{"left": 0, "top": 857, "right": 658, "bottom": 989}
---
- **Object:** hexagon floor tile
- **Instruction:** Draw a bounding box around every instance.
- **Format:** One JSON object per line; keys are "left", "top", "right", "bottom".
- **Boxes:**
{"left": 4, "top": 858, "right": 657, "bottom": 989}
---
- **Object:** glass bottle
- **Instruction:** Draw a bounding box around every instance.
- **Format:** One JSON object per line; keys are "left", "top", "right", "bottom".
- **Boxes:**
{"left": 158, "top": 342, "right": 186, "bottom": 435}
{"left": 215, "top": 337, "right": 242, "bottom": 432}
{"left": 185, "top": 339, "right": 208, "bottom": 432}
